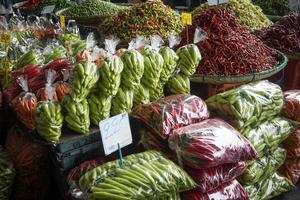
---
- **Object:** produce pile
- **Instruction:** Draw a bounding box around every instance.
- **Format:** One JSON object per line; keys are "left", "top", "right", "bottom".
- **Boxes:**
{"left": 62, "top": 0, "right": 127, "bottom": 17}
{"left": 255, "top": 12, "right": 300, "bottom": 54}
{"left": 192, "top": 0, "right": 272, "bottom": 31}
{"left": 132, "top": 95, "right": 257, "bottom": 199}
{"left": 100, "top": 0, "right": 184, "bottom": 41}
{"left": 180, "top": 7, "right": 279, "bottom": 76}
{"left": 206, "top": 80, "right": 296, "bottom": 199}
{"left": 252, "top": 0, "right": 291, "bottom": 16}
{"left": 0, "top": 146, "right": 15, "bottom": 200}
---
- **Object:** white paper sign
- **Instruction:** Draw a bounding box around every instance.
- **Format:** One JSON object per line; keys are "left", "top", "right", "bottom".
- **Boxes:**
{"left": 41, "top": 5, "right": 55, "bottom": 14}
{"left": 208, "top": 0, "right": 229, "bottom": 6}
{"left": 99, "top": 112, "right": 132, "bottom": 155}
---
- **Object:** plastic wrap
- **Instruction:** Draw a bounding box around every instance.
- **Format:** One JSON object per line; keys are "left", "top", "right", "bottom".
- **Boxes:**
{"left": 168, "top": 118, "right": 257, "bottom": 169}
{"left": 206, "top": 80, "right": 284, "bottom": 132}
{"left": 88, "top": 93, "right": 112, "bottom": 125}
{"left": 132, "top": 95, "right": 209, "bottom": 139}
{"left": 79, "top": 151, "right": 196, "bottom": 199}
{"left": 279, "top": 159, "right": 300, "bottom": 185}
{"left": 181, "top": 180, "right": 248, "bottom": 200}
{"left": 55, "top": 69, "right": 70, "bottom": 102}
{"left": 0, "top": 146, "right": 15, "bottom": 200}
{"left": 110, "top": 88, "right": 134, "bottom": 116}
{"left": 167, "top": 73, "right": 190, "bottom": 95}
{"left": 240, "top": 147, "right": 286, "bottom": 185}
{"left": 176, "top": 43, "right": 201, "bottom": 76}
{"left": 43, "top": 44, "right": 66, "bottom": 64}
{"left": 245, "top": 172, "right": 293, "bottom": 200}
{"left": 186, "top": 162, "right": 247, "bottom": 193}
{"left": 282, "top": 90, "right": 300, "bottom": 122}
{"left": 243, "top": 117, "right": 295, "bottom": 156}
{"left": 13, "top": 75, "right": 37, "bottom": 130}
{"left": 36, "top": 69, "right": 58, "bottom": 101}
{"left": 133, "top": 83, "right": 150, "bottom": 106}
{"left": 283, "top": 127, "right": 300, "bottom": 159}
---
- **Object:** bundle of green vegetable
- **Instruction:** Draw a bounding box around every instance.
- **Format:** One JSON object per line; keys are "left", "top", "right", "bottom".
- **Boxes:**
{"left": 64, "top": 95, "right": 90, "bottom": 134}
{"left": 252, "top": 0, "right": 291, "bottom": 16}
{"left": 206, "top": 80, "right": 283, "bottom": 133}
{"left": 0, "top": 146, "right": 15, "bottom": 200}
{"left": 167, "top": 74, "right": 190, "bottom": 95}
{"left": 192, "top": 0, "right": 272, "bottom": 31}
{"left": 100, "top": 0, "right": 184, "bottom": 41}
{"left": 79, "top": 151, "right": 196, "bottom": 199}
{"left": 245, "top": 172, "right": 293, "bottom": 200}
{"left": 69, "top": 61, "right": 99, "bottom": 102}
{"left": 62, "top": 0, "right": 127, "bottom": 17}
{"left": 111, "top": 88, "right": 134, "bottom": 116}
{"left": 133, "top": 84, "right": 150, "bottom": 106}
{"left": 88, "top": 93, "right": 112, "bottom": 125}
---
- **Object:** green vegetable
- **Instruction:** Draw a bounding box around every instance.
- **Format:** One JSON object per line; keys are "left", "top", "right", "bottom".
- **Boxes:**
{"left": 70, "top": 61, "right": 99, "bottom": 102}
{"left": 88, "top": 93, "right": 112, "bottom": 125}
{"left": 44, "top": 46, "right": 66, "bottom": 64}
{"left": 133, "top": 84, "right": 150, "bottom": 106}
{"left": 206, "top": 80, "right": 283, "bottom": 132}
{"left": 176, "top": 44, "right": 202, "bottom": 76}
{"left": 64, "top": 95, "right": 90, "bottom": 134}
{"left": 159, "top": 46, "right": 179, "bottom": 84}
{"left": 35, "top": 101, "right": 64, "bottom": 142}
{"left": 245, "top": 172, "right": 293, "bottom": 200}
{"left": 193, "top": 0, "right": 272, "bottom": 31}
{"left": 58, "top": 33, "right": 87, "bottom": 56}
{"left": 167, "top": 74, "right": 190, "bottom": 95}
{"left": 79, "top": 151, "right": 196, "bottom": 199}
{"left": 63, "top": 0, "right": 127, "bottom": 17}
{"left": 15, "top": 49, "right": 43, "bottom": 69}
{"left": 97, "top": 55, "right": 124, "bottom": 97}
{"left": 111, "top": 88, "right": 134, "bottom": 116}
{"left": 100, "top": 0, "right": 184, "bottom": 41}
{"left": 120, "top": 49, "right": 144, "bottom": 90}
{"left": 252, "top": 0, "right": 291, "bottom": 16}
{"left": 0, "top": 147, "right": 15, "bottom": 200}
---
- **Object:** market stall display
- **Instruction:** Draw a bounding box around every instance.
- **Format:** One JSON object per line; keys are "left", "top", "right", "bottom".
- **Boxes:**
{"left": 192, "top": 0, "right": 272, "bottom": 31}
{"left": 0, "top": 146, "right": 15, "bottom": 200}
{"left": 252, "top": 0, "right": 291, "bottom": 16}
{"left": 100, "top": 0, "right": 184, "bottom": 41}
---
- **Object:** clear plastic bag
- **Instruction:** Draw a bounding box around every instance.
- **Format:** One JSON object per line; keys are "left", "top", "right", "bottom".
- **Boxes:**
{"left": 186, "top": 162, "right": 247, "bottom": 193}
{"left": 131, "top": 95, "right": 210, "bottom": 139}
{"left": 181, "top": 179, "right": 249, "bottom": 200}
{"left": 283, "top": 127, "right": 300, "bottom": 159}
{"left": 0, "top": 146, "right": 15, "bottom": 200}
{"left": 206, "top": 80, "right": 284, "bottom": 132}
{"left": 36, "top": 69, "right": 58, "bottom": 101}
{"left": 279, "top": 159, "right": 300, "bottom": 185}
{"left": 168, "top": 118, "right": 257, "bottom": 169}
{"left": 55, "top": 69, "right": 70, "bottom": 102}
{"left": 240, "top": 147, "right": 286, "bottom": 185}
{"left": 282, "top": 90, "right": 300, "bottom": 122}
{"left": 245, "top": 172, "right": 294, "bottom": 200}
{"left": 79, "top": 151, "right": 196, "bottom": 199}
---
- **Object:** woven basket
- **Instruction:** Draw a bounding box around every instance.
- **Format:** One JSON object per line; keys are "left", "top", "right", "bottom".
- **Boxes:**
{"left": 190, "top": 51, "right": 288, "bottom": 84}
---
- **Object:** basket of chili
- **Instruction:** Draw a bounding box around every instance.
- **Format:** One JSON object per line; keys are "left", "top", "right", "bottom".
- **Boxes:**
{"left": 190, "top": 52, "right": 288, "bottom": 84}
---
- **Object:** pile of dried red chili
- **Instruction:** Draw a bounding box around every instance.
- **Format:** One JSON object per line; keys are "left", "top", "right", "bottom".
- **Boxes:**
{"left": 256, "top": 12, "right": 300, "bottom": 54}
{"left": 179, "top": 7, "right": 279, "bottom": 76}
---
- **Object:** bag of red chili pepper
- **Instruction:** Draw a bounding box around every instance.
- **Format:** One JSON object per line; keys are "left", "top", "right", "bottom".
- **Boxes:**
{"left": 181, "top": 179, "right": 249, "bottom": 200}
{"left": 282, "top": 90, "right": 300, "bottom": 122}
{"left": 283, "top": 127, "right": 300, "bottom": 159}
{"left": 279, "top": 159, "right": 300, "bottom": 185}
{"left": 131, "top": 94, "right": 209, "bottom": 139}
{"left": 168, "top": 118, "right": 257, "bottom": 169}
{"left": 186, "top": 162, "right": 246, "bottom": 193}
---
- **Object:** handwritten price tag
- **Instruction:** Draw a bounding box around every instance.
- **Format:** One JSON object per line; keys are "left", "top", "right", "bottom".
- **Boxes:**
{"left": 181, "top": 13, "right": 192, "bottom": 25}
{"left": 41, "top": 5, "right": 55, "bottom": 14}
{"left": 99, "top": 112, "right": 132, "bottom": 155}
{"left": 60, "top": 15, "right": 65, "bottom": 29}
{"left": 208, "top": 0, "right": 229, "bottom": 5}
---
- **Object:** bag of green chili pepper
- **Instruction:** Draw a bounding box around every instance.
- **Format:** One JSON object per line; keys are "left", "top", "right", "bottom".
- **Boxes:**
{"left": 206, "top": 80, "right": 284, "bottom": 133}
{"left": 79, "top": 150, "right": 196, "bottom": 199}
{"left": 244, "top": 172, "right": 293, "bottom": 200}
{"left": 0, "top": 146, "right": 15, "bottom": 200}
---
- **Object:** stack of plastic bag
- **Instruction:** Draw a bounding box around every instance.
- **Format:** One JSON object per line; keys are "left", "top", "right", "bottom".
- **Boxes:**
{"left": 168, "top": 118, "right": 257, "bottom": 199}
{"left": 206, "top": 80, "right": 296, "bottom": 199}
{"left": 279, "top": 90, "right": 300, "bottom": 185}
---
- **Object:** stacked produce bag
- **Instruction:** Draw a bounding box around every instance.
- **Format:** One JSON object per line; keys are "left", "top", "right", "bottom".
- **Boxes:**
{"left": 132, "top": 94, "right": 257, "bottom": 199}
{"left": 279, "top": 90, "right": 300, "bottom": 185}
{"left": 206, "top": 80, "right": 296, "bottom": 199}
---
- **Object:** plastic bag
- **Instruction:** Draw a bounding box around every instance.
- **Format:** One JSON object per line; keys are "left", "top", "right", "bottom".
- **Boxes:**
{"left": 168, "top": 118, "right": 257, "bottom": 169}
{"left": 0, "top": 146, "right": 15, "bottom": 200}
{"left": 120, "top": 37, "right": 145, "bottom": 90}
{"left": 245, "top": 172, "right": 293, "bottom": 200}
{"left": 110, "top": 88, "right": 134, "bottom": 116}
{"left": 132, "top": 94, "right": 210, "bottom": 139}
{"left": 36, "top": 69, "right": 58, "bottom": 101}
{"left": 279, "top": 159, "right": 300, "bottom": 185}
{"left": 240, "top": 147, "right": 286, "bottom": 185}
{"left": 186, "top": 162, "right": 247, "bottom": 193}
{"left": 79, "top": 151, "right": 196, "bottom": 199}
{"left": 43, "top": 44, "right": 66, "bottom": 64}
{"left": 55, "top": 69, "right": 70, "bottom": 102}
{"left": 13, "top": 75, "right": 37, "bottom": 130}
{"left": 167, "top": 73, "right": 190, "bottom": 95}
{"left": 88, "top": 93, "right": 112, "bottom": 125}
{"left": 243, "top": 117, "right": 295, "bottom": 156}
{"left": 206, "top": 80, "right": 284, "bottom": 132}
{"left": 181, "top": 179, "right": 248, "bottom": 200}
{"left": 283, "top": 127, "right": 300, "bottom": 159}
{"left": 133, "top": 83, "right": 150, "bottom": 106}
{"left": 282, "top": 90, "right": 300, "bottom": 122}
